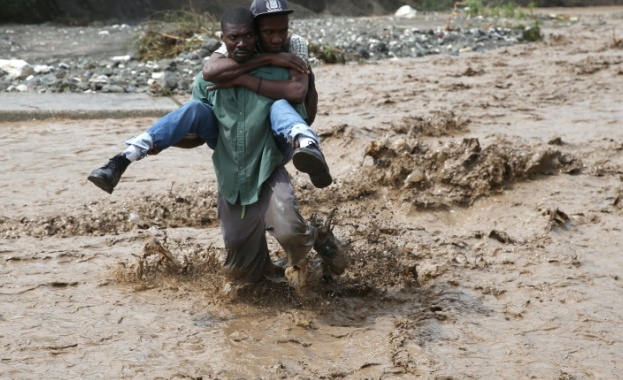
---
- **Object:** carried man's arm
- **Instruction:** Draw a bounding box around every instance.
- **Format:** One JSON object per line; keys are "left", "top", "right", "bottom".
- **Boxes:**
{"left": 203, "top": 35, "right": 313, "bottom": 106}
{"left": 203, "top": 50, "right": 308, "bottom": 83}
{"left": 209, "top": 68, "right": 308, "bottom": 104}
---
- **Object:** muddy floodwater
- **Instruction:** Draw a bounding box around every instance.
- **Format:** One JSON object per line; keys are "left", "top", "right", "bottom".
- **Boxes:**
{"left": 2, "top": 8, "right": 623, "bottom": 379}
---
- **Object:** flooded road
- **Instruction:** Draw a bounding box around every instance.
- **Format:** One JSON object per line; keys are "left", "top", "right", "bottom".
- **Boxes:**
{"left": 2, "top": 8, "right": 623, "bottom": 379}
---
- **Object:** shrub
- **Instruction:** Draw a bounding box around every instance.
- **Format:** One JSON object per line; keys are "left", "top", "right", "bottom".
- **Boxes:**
{"left": 136, "top": 10, "right": 217, "bottom": 61}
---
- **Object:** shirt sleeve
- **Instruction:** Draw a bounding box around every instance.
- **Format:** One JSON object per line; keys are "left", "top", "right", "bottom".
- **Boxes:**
{"left": 212, "top": 42, "right": 228, "bottom": 58}
{"left": 289, "top": 34, "right": 309, "bottom": 66}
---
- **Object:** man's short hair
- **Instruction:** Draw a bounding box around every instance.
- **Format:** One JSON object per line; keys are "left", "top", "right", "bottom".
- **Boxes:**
{"left": 220, "top": 7, "right": 255, "bottom": 30}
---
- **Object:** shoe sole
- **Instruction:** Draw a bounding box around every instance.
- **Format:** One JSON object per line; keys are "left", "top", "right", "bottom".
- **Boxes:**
{"left": 87, "top": 174, "right": 114, "bottom": 194}
{"left": 292, "top": 149, "right": 333, "bottom": 188}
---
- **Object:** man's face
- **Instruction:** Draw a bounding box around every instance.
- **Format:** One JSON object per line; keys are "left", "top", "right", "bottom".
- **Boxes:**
{"left": 221, "top": 23, "right": 256, "bottom": 63}
{"left": 256, "top": 14, "right": 289, "bottom": 54}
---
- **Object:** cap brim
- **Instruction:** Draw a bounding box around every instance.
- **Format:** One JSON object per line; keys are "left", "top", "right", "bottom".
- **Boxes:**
{"left": 254, "top": 10, "right": 294, "bottom": 18}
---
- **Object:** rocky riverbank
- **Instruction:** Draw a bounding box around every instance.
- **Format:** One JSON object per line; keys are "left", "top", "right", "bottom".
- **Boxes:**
{"left": 0, "top": 11, "right": 555, "bottom": 96}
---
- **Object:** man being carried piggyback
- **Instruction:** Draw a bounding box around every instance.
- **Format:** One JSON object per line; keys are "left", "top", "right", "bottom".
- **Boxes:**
{"left": 185, "top": 5, "right": 346, "bottom": 291}
{"left": 87, "top": 0, "right": 332, "bottom": 194}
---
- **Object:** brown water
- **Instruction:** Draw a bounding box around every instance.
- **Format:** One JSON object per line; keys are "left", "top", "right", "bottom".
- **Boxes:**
{"left": 2, "top": 8, "right": 623, "bottom": 379}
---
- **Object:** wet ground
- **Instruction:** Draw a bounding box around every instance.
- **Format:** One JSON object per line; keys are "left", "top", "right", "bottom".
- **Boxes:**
{"left": 2, "top": 7, "right": 623, "bottom": 379}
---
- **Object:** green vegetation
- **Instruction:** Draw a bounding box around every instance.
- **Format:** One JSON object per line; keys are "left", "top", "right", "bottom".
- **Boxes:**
{"left": 522, "top": 20, "right": 543, "bottom": 41}
{"left": 415, "top": 0, "right": 540, "bottom": 21}
{"left": 464, "top": 0, "right": 527, "bottom": 19}
{"left": 136, "top": 9, "right": 218, "bottom": 61}
{"left": 417, "top": 0, "right": 456, "bottom": 11}
{"left": 465, "top": 0, "right": 485, "bottom": 17}
{"left": 502, "top": 2, "right": 517, "bottom": 18}
{"left": 308, "top": 44, "right": 347, "bottom": 64}
{"left": 528, "top": 1, "right": 537, "bottom": 16}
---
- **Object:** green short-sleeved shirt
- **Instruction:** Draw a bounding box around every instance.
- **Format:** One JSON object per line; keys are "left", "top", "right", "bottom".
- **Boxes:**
{"left": 192, "top": 68, "right": 306, "bottom": 206}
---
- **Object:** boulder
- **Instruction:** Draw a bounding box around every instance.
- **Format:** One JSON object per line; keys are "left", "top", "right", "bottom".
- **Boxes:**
{"left": 0, "top": 59, "right": 35, "bottom": 80}
{"left": 395, "top": 5, "right": 417, "bottom": 19}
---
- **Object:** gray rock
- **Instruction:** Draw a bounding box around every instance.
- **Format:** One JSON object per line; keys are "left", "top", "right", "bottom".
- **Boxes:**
{"left": 0, "top": 16, "right": 536, "bottom": 95}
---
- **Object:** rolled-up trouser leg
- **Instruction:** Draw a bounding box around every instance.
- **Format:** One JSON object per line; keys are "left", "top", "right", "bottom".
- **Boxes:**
{"left": 270, "top": 100, "right": 319, "bottom": 163}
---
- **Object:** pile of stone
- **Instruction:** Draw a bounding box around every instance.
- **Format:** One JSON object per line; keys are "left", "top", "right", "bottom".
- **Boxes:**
{"left": 0, "top": 15, "right": 535, "bottom": 95}
{"left": 295, "top": 17, "right": 531, "bottom": 62}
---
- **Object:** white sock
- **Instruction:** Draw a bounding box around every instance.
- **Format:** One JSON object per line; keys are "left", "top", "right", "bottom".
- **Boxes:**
{"left": 297, "top": 136, "right": 315, "bottom": 148}
{"left": 123, "top": 145, "right": 143, "bottom": 162}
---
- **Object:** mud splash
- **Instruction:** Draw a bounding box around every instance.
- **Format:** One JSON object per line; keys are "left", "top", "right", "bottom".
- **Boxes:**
{"left": 359, "top": 135, "right": 582, "bottom": 209}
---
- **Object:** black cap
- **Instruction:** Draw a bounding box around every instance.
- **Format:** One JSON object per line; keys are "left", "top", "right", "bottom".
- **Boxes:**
{"left": 250, "top": 0, "right": 293, "bottom": 18}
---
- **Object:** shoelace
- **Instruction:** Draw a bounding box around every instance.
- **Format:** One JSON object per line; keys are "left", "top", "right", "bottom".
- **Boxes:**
{"left": 105, "top": 156, "right": 123, "bottom": 170}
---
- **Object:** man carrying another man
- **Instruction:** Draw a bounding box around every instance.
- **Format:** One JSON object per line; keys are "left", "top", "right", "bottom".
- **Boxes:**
{"left": 88, "top": 0, "right": 332, "bottom": 193}
{"left": 196, "top": 0, "right": 326, "bottom": 186}
{"left": 184, "top": 5, "right": 346, "bottom": 290}
{"left": 90, "top": 4, "right": 346, "bottom": 291}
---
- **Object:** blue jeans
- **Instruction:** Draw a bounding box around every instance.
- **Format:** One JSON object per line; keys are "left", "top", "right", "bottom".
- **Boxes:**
{"left": 126, "top": 99, "right": 318, "bottom": 162}
{"left": 270, "top": 99, "right": 319, "bottom": 162}
{"left": 125, "top": 100, "right": 218, "bottom": 156}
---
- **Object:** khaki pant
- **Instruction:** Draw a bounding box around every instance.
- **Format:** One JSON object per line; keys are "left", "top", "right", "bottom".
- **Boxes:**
{"left": 217, "top": 166, "right": 315, "bottom": 284}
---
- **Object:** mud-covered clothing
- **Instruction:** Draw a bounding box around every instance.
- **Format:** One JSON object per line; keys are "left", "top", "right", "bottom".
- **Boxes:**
{"left": 218, "top": 166, "right": 314, "bottom": 283}
{"left": 202, "top": 65, "right": 314, "bottom": 283}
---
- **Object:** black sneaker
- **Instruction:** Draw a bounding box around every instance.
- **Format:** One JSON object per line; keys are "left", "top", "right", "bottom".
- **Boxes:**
{"left": 87, "top": 153, "right": 131, "bottom": 194}
{"left": 292, "top": 143, "right": 332, "bottom": 188}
